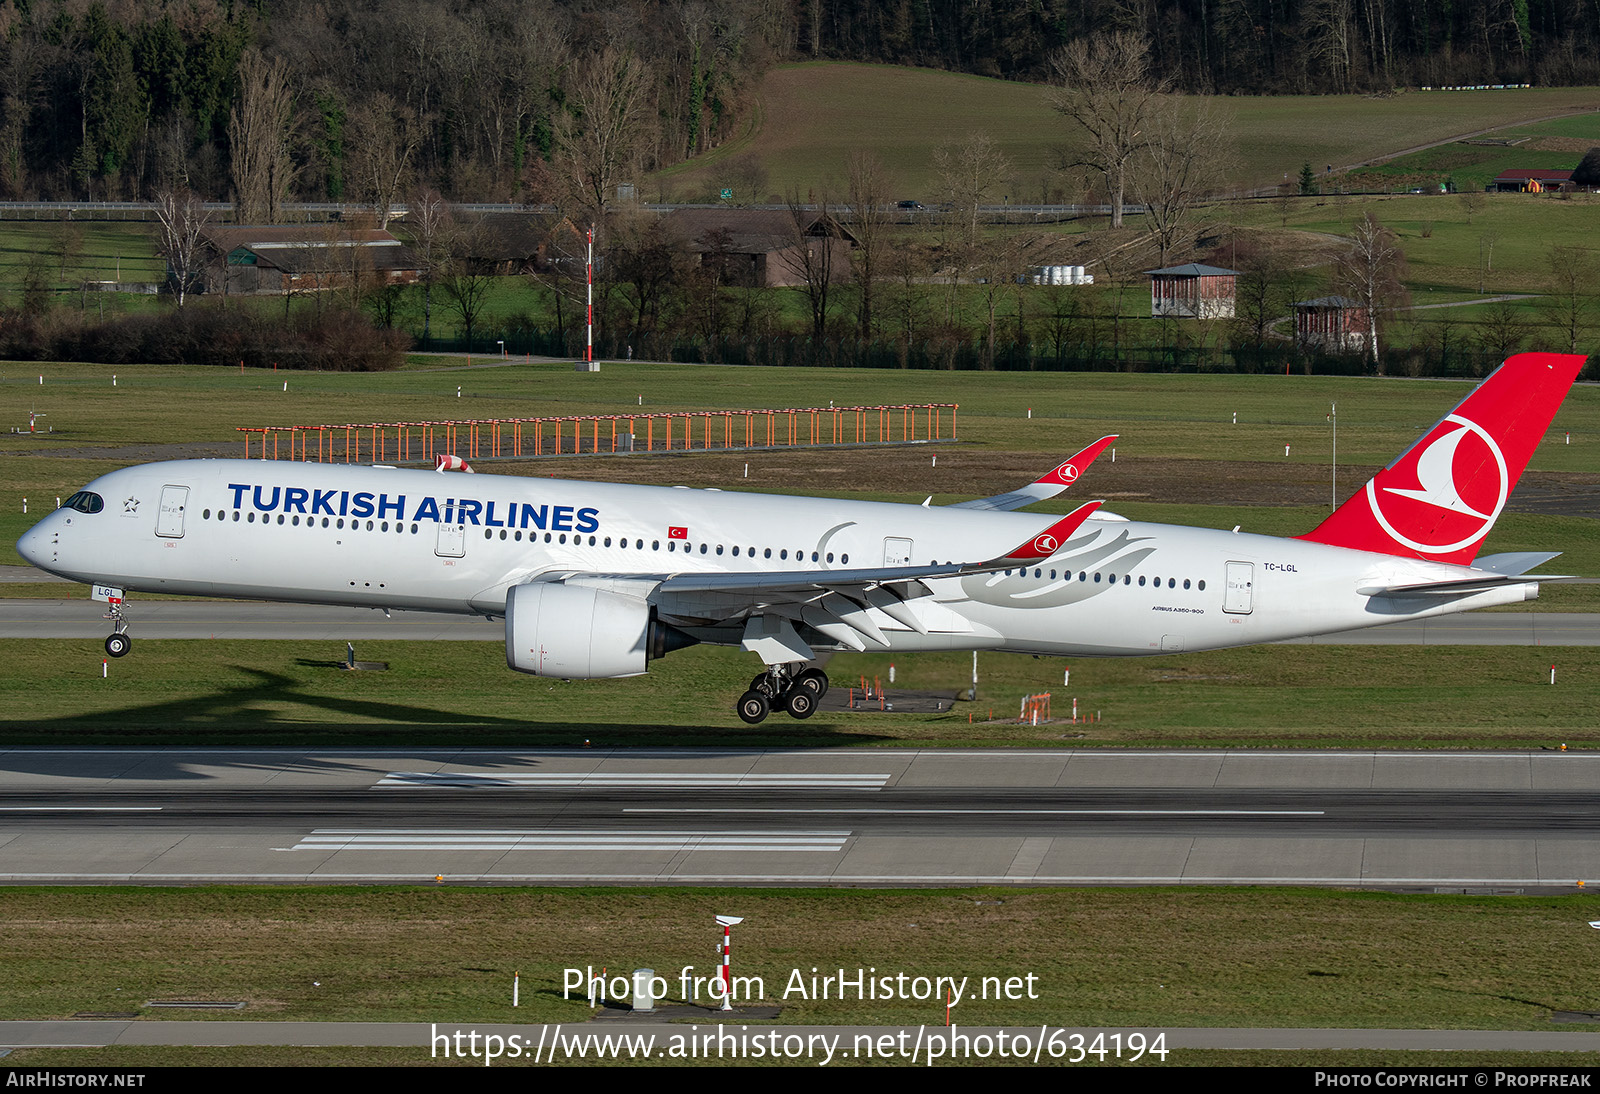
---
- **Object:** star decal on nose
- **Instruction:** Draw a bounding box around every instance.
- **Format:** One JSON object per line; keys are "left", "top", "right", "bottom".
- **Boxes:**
{"left": 123, "top": 497, "right": 139, "bottom": 514}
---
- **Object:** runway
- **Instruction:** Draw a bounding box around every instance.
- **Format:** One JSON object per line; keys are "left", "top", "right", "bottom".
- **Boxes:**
{"left": 6, "top": 597, "right": 1600, "bottom": 644}
{"left": 0, "top": 747, "right": 1594, "bottom": 887}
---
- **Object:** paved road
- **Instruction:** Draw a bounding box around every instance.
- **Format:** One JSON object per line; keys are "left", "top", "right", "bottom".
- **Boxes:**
{"left": 6, "top": 597, "right": 1600, "bottom": 645}
{"left": 0, "top": 747, "right": 1593, "bottom": 887}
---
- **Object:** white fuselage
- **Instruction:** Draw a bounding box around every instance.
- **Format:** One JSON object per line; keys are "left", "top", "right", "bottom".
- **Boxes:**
{"left": 18, "top": 459, "right": 1534, "bottom": 658}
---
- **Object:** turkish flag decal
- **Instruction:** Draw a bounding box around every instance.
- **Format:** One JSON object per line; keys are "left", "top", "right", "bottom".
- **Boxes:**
{"left": 668, "top": 526, "right": 689, "bottom": 539}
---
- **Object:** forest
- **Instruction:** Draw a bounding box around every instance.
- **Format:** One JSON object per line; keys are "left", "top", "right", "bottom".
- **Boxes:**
{"left": 2, "top": 0, "right": 1597, "bottom": 206}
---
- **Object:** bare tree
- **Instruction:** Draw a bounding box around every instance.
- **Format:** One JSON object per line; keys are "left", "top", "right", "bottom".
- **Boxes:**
{"left": 1133, "top": 97, "right": 1232, "bottom": 266}
{"left": 345, "top": 94, "right": 420, "bottom": 228}
{"left": 228, "top": 50, "right": 297, "bottom": 224}
{"left": 1476, "top": 299, "right": 1530, "bottom": 362}
{"left": 845, "top": 150, "right": 895, "bottom": 340}
{"left": 153, "top": 189, "right": 211, "bottom": 307}
{"left": 1046, "top": 32, "right": 1167, "bottom": 229}
{"left": 406, "top": 188, "right": 451, "bottom": 339}
{"left": 554, "top": 48, "right": 652, "bottom": 215}
{"left": 1334, "top": 213, "right": 1409, "bottom": 369}
{"left": 609, "top": 205, "right": 684, "bottom": 345}
{"left": 1542, "top": 245, "right": 1596, "bottom": 355}
{"left": 933, "top": 132, "right": 1010, "bottom": 248}
{"left": 778, "top": 191, "right": 839, "bottom": 342}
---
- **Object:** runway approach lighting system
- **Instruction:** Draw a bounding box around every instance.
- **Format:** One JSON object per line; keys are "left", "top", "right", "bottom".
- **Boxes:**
{"left": 716, "top": 915, "right": 743, "bottom": 1012}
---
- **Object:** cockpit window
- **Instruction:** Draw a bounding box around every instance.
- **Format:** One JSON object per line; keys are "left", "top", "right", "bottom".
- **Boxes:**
{"left": 63, "top": 491, "right": 103, "bottom": 514}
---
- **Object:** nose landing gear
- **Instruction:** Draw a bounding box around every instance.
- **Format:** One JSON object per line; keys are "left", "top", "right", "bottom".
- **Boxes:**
{"left": 735, "top": 664, "right": 830, "bottom": 724}
{"left": 103, "top": 601, "right": 131, "bottom": 657}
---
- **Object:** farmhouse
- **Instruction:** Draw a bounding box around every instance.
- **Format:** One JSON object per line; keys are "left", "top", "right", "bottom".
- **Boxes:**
{"left": 1294, "top": 296, "right": 1372, "bottom": 354}
{"left": 1490, "top": 169, "right": 1573, "bottom": 193}
{"left": 200, "top": 225, "right": 420, "bottom": 295}
{"left": 1147, "top": 263, "right": 1237, "bottom": 318}
{"left": 661, "top": 208, "right": 857, "bottom": 288}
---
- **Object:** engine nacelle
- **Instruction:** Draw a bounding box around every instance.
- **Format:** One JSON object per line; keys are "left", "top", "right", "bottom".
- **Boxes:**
{"left": 505, "top": 582, "right": 694, "bottom": 679}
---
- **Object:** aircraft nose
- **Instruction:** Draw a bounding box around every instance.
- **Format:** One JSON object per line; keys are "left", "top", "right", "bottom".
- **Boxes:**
{"left": 16, "top": 523, "right": 47, "bottom": 567}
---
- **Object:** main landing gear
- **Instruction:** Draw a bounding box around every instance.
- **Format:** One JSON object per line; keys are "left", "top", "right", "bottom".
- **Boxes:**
{"left": 103, "top": 601, "right": 131, "bottom": 658}
{"left": 735, "top": 664, "right": 829, "bottom": 724}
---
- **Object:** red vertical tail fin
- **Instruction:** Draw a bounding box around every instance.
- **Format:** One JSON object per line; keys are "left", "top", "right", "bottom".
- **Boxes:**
{"left": 1297, "top": 353, "right": 1586, "bottom": 565}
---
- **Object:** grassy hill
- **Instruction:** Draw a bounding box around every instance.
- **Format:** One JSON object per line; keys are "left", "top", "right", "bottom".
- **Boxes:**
{"left": 655, "top": 61, "right": 1600, "bottom": 201}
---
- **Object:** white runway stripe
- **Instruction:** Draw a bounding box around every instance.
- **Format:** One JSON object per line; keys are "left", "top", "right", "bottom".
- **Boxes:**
{"left": 292, "top": 828, "right": 852, "bottom": 852}
{"left": 373, "top": 771, "right": 889, "bottom": 790}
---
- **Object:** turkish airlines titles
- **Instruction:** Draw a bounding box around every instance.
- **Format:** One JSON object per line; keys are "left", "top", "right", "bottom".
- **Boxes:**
{"left": 224, "top": 482, "right": 601, "bottom": 534}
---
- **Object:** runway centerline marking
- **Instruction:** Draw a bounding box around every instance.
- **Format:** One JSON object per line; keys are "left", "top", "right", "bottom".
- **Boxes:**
{"left": 374, "top": 772, "right": 890, "bottom": 790}
{"left": 622, "top": 808, "right": 1326, "bottom": 816}
{"left": 0, "top": 807, "right": 161, "bottom": 812}
{"left": 290, "top": 828, "right": 853, "bottom": 853}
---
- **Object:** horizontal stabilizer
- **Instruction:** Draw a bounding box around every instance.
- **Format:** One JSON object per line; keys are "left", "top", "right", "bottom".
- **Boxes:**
{"left": 1472, "top": 551, "right": 1563, "bottom": 576}
{"left": 1357, "top": 575, "right": 1560, "bottom": 598}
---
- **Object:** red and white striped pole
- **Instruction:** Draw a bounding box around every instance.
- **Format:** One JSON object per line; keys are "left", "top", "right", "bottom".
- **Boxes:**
{"left": 585, "top": 225, "right": 594, "bottom": 365}
{"left": 715, "top": 914, "right": 743, "bottom": 1011}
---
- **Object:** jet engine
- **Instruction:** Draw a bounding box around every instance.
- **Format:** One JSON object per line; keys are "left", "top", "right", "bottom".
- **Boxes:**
{"left": 504, "top": 582, "right": 695, "bottom": 679}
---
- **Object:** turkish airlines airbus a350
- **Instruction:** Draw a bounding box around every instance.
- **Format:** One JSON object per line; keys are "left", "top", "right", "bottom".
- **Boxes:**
{"left": 17, "top": 353, "right": 1585, "bottom": 723}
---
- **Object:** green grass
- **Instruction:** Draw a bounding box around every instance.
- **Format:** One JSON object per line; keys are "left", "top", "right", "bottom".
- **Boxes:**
{"left": 2, "top": 638, "right": 1598, "bottom": 749}
{"left": 1227, "top": 190, "right": 1600, "bottom": 296}
{"left": 5, "top": 361, "right": 1600, "bottom": 458}
{"left": 0, "top": 887, "right": 1594, "bottom": 1033}
{"left": 1338, "top": 111, "right": 1600, "bottom": 192}
{"left": 656, "top": 62, "right": 1600, "bottom": 199}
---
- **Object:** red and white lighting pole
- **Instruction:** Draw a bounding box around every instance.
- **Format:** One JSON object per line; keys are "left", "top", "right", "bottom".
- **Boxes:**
{"left": 585, "top": 224, "right": 594, "bottom": 365}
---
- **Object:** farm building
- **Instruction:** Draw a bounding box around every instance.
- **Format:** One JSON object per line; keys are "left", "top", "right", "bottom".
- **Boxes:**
{"left": 1490, "top": 169, "right": 1573, "bottom": 193}
{"left": 1294, "top": 296, "right": 1372, "bottom": 354}
{"left": 199, "top": 225, "right": 421, "bottom": 295}
{"left": 1147, "top": 263, "right": 1237, "bottom": 318}
{"left": 661, "top": 208, "right": 857, "bottom": 288}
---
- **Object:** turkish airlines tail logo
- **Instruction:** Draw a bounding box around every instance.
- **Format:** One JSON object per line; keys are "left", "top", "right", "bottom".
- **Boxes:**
{"left": 1298, "top": 353, "right": 1586, "bottom": 566}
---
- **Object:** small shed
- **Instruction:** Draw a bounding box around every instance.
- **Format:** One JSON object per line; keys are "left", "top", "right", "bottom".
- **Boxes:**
{"left": 1294, "top": 296, "right": 1372, "bottom": 354}
{"left": 1491, "top": 169, "right": 1573, "bottom": 193}
{"left": 1147, "top": 263, "right": 1237, "bottom": 318}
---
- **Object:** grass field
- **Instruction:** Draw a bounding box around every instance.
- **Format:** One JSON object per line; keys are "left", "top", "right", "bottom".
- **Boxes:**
{"left": 3, "top": 638, "right": 1597, "bottom": 748}
{"left": 657, "top": 62, "right": 1600, "bottom": 200}
{"left": 1227, "top": 190, "right": 1600, "bottom": 298}
{"left": 0, "top": 886, "right": 1593, "bottom": 1034}
{"left": 1340, "top": 111, "right": 1600, "bottom": 192}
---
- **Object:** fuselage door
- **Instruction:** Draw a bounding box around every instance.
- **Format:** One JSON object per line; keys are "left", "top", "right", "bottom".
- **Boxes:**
{"left": 883, "top": 537, "right": 913, "bottom": 567}
{"left": 1223, "top": 561, "right": 1254, "bottom": 614}
{"left": 436, "top": 522, "right": 467, "bottom": 558}
{"left": 155, "top": 485, "right": 188, "bottom": 538}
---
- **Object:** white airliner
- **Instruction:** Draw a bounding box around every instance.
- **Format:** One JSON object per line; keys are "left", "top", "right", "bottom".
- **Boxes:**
{"left": 16, "top": 353, "right": 1585, "bottom": 723}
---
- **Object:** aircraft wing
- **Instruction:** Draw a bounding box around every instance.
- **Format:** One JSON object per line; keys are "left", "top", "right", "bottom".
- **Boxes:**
{"left": 948, "top": 436, "right": 1116, "bottom": 511}
{"left": 554, "top": 502, "right": 1103, "bottom": 652}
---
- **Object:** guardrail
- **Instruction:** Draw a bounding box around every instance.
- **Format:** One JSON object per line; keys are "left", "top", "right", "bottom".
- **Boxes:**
{"left": 237, "top": 403, "right": 958, "bottom": 463}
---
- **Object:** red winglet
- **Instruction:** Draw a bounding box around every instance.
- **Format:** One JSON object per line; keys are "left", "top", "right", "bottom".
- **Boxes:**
{"left": 1032, "top": 436, "right": 1117, "bottom": 487}
{"left": 987, "top": 501, "right": 1104, "bottom": 566}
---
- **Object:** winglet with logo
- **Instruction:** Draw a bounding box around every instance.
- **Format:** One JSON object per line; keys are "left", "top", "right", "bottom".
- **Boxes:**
{"left": 947, "top": 436, "right": 1117, "bottom": 512}
{"left": 1298, "top": 353, "right": 1586, "bottom": 565}
{"left": 1036, "top": 436, "right": 1117, "bottom": 490}
{"left": 977, "top": 501, "right": 1103, "bottom": 568}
